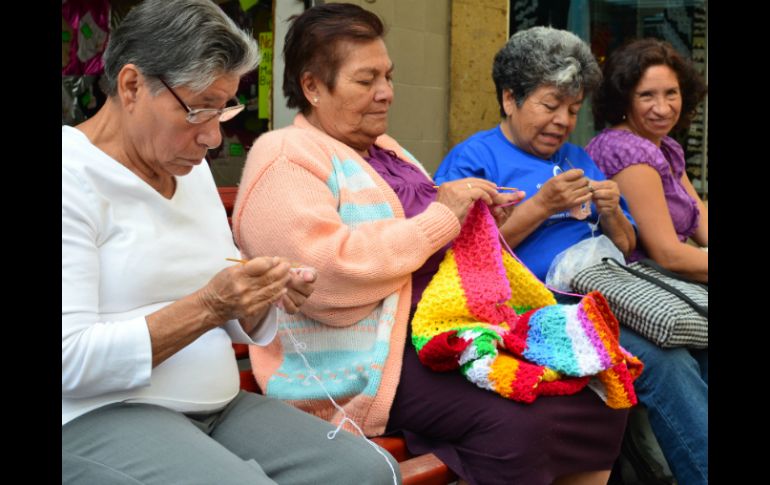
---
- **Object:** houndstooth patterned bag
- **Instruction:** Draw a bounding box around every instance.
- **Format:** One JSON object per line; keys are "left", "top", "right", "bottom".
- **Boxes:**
{"left": 571, "top": 257, "right": 707, "bottom": 349}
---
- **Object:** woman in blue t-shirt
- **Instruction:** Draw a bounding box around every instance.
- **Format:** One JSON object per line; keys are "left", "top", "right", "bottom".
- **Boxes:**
{"left": 435, "top": 27, "right": 635, "bottom": 282}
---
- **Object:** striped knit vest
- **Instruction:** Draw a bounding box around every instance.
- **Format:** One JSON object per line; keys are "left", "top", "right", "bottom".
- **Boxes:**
{"left": 265, "top": 153, "right": 400, "bottom": 417}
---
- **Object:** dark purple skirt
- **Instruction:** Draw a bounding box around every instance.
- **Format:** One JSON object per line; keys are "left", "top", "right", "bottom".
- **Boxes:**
{"left": 386, "top": 327, "right": 630, "bottom": 485}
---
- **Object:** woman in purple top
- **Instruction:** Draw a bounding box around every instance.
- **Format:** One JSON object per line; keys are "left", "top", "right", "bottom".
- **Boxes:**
{"left": 587, "top": 39, "right": 708, "bottom": 283}
{"left": 364, "top": 146, "right": 453, "bottom": 308}
{"left": 586, "top": 38, "right": 708, "bottom": 485}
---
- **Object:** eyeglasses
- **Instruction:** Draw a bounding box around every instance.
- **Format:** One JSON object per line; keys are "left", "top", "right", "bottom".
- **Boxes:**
{"left": 158, "top": 77, "right": 245, "bottom": 124}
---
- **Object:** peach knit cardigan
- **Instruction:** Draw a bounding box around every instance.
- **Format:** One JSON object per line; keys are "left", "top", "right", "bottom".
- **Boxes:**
{"left": 232, "top": 114, "right": 460, "bottom": 436}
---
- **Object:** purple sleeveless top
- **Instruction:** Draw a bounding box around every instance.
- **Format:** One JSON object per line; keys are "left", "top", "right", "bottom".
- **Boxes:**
{"left": 364, "top": 145, "right": 451, "bottom": 307}
{"left": 586, "top": 129, "right": 700, "bottom": 262}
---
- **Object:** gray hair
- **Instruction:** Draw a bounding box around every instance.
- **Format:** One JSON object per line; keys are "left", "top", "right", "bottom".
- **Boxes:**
{"left": 102, "top": 0, "right": 260, "bottom": 96}
{"left": 492, "top": 26, "right": 601, "bottom": 116}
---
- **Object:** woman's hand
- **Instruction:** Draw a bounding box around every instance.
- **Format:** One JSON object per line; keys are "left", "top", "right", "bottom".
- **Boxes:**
{"left": 490, "top": 190, "right": 526, "bottom": 227}
{"left": 277, "top": 267, "right": 317, "bottom": 314}
{"left": 147, "top": 256, "right": 293, "bottom": 367}
{"left": 198, "top": 256, "right": 292, "bottom": 323}
{"left": 531, "top": 169, "right": 593, "bottom": 216}
{"left": 590, "top": 179, "right": 623, "bottom": 217}
{"left": 237, "top": 265, "right": 317, "bottom": 334}
{"left": 436, "top": 178, "right": 520, "bottom": 224}
{"left": 592, "top": 178, "right": 636, "bottom": 258}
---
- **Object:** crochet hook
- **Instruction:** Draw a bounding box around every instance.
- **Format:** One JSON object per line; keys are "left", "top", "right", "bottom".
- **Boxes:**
{"left": 226, "top": 257, "right": 304, "bottom": 266}
{"left": 226, "top": 258, "right": 312, "bottom": 274}
{"left": 432, "top": 185, "right": 518, "bottom": 192}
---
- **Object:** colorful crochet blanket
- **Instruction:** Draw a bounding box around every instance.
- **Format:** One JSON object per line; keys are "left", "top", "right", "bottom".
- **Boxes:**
{"left": 412, "top": 201, "right": 643, "bottom": 408}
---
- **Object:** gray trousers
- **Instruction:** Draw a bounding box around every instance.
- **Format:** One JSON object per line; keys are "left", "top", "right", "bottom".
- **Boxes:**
{"left": 62, "top": 391, "right": 401, "bottom": 484}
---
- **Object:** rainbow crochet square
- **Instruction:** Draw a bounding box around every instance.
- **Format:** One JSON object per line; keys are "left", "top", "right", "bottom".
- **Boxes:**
{"left": 411, "top": 201, "right": 643, "bottom": 408}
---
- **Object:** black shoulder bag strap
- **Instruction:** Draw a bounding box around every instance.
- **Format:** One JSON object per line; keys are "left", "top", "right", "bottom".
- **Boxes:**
{"left": 602, "top": 257, "right": 708, "bottom": 318}
{"left": 636, "top": 258, "right": 709, "bottom": 292}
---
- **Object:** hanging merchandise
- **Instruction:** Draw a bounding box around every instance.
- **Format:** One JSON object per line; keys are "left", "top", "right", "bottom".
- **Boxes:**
{"left": 258, "top": 32, "right": 273, "bottom": 120}
{"left": 239, "top": 0, "right": 260, "bottom": 12}
{"left": 62, "top": 0, "right": 111, "bottom": 76}
{"left": 62, "top": 76, "right": 99, "bottom": 125}
{"left": 685, "top": 5, "right": 708, "bottom": 194}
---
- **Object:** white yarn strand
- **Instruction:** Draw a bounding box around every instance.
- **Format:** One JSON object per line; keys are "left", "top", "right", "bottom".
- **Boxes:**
{"left": 587, "top": 214, "right": 601, "bottom": 237}
{"left": 283, "top": 326, "right": 399, "bottom": 485}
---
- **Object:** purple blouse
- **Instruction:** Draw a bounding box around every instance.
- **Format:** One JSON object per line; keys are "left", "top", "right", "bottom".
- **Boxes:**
{"left": 586, "top": 129, "right": 700, "bottom": 262}
{"left": 365, "top": 145, "right": 451, "bottom": 308}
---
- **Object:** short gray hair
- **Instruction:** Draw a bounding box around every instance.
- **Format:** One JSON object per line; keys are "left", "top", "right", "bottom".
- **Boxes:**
{"left": 492, "top": 26, "right": 601, "bottom": 116}
{"left": 102, "top": 0, "right": 260, "bottom": 96}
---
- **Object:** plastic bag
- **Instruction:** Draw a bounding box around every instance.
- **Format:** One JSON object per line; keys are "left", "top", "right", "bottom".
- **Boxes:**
{"left": 546, "top": 235, "right": 626, "bottom": 291}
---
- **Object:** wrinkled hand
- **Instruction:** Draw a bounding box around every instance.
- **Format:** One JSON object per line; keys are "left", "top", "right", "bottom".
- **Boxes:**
{"left": 436, "top": 178, "right": 521, "bottom": 224}
{"left": 589, "top": 179, "right": 623, "bottom": 217}
{"left": 276, "top": 267, "right": 317, "bottom": 314}
{"left": 532, "top": 169, "right": 593, "bottom": 216}
{"left": 490, "top": 190, "right": 526, "bottom": 227}
{"left": 198, "top": 256, "right": 291, "bottom": 324}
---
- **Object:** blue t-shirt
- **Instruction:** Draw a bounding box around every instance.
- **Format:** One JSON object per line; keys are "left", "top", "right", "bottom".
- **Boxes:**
{"left": 435, "top": 125, "right": 636, "bottom": 281}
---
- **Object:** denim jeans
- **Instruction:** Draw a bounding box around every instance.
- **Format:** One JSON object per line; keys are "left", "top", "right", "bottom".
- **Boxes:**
{"left": 620, "top": 327, "right": 708, "bottom": 485}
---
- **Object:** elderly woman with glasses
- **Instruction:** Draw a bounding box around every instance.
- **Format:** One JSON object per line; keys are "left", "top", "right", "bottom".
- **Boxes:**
{"left": 62, "top": 1, "right": 399, "bottom": 483}
{"left": 435, "top": 26, "right": 637, "bottom": 484}
{"left": 230, "top": 5, "right": 633, "bottom": 485}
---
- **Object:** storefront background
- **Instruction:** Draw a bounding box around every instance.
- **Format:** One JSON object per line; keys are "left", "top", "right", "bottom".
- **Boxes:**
{"left": 62, "top": 0, "right": 707, "bottom": 196}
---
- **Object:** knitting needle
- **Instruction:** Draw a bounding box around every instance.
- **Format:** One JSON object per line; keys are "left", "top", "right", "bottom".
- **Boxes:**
{"left": 432, "top": 185, "right": 518, "bottom": 191}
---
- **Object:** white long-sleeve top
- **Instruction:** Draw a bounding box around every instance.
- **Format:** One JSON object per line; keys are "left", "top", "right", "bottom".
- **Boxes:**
{"left": 62, "top": 126, "right": 276, "bottom": 426}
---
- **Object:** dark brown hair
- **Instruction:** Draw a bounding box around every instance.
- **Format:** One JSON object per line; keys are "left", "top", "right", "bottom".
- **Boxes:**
{"left": 282, "top": 3, "right": 385, "bottom": 113}
{"left": 593, "top": 38, "right": 707, "bottom": 130}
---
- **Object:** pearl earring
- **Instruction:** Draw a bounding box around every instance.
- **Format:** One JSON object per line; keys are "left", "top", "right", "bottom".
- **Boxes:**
{"left": 313, "top": 97, "right": 319, "bottom": 104}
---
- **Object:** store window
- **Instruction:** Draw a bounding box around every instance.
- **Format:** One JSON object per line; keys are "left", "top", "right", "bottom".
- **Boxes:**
{"left": 62, "top": 0, "right": 276, "bottom": 187}
{"left": 509, "top": 0, "right": 708, "bottom": 196}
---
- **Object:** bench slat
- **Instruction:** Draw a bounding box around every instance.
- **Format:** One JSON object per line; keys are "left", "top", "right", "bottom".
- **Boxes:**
{"left": 400, "top": 454, "right": 457, "bottom": 485}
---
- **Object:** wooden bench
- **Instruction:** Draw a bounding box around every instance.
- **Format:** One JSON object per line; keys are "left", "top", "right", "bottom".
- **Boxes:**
{"left": 221, "top": 189, "right": 456, "bottom": 485}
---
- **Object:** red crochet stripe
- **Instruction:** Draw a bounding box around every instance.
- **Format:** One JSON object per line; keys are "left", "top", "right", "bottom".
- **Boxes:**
{"left": 417, "top": 330, "right": 470, "bottom": 372}
{"left": 501, "top": 309, "right": 533, "bottom": 355}
{"left": 507, "top": 360, "right": 545, "bottom": 403}
{"left": 537, "top": 376, "right": 591, "bottom": 396}
{"left": 611, "top": 362, "right": 641, "bottom": 406}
